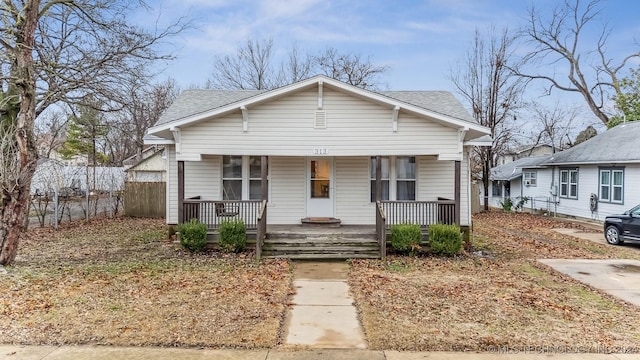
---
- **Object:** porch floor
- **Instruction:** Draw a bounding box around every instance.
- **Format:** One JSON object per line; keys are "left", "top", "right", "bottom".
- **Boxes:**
{"left": 266, "top": 224, "right": 376, "bottom": 237}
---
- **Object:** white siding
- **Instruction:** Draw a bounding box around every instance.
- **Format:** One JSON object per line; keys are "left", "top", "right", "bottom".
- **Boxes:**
{"left": 551, "top": 164, "right": 640, "bottom": 219}
{"left": 521, "top": 168, "right": 555, "bottom": 213}
{"left": 179, "top": 88, "right": 460, "bottom": 159}
{"left": 335, "top": 157, "right": 374, "bottom": 224}
{"left": 269, "top": 157, "right": 306, "bottom": 224}
{"left": 184, "top": 155, "right": 221, "bottom": 200}
{"left": 167, "top": 145, "right": 177, "bottom": 224}
{"left": 417, "top": 156, "right": 454, "bottom": 201}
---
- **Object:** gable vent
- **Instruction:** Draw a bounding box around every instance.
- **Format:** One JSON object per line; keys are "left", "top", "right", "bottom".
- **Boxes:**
{"left": 314, "top": 111, "right": 327, "bottom": 129}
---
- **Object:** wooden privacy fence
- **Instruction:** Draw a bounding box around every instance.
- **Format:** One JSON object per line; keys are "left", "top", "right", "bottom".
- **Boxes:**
{"left": 124, "top": 181, "right": 166, "bottom": 218}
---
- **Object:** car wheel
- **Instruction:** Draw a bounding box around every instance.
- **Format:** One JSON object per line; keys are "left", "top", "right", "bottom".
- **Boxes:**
{"left": 605, "top": 225, "right": 623, "bottom": 245}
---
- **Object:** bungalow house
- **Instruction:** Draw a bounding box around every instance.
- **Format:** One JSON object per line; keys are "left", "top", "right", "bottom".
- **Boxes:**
{"left": 487, "top": 155, "right": 552, "bottom": 209}
{"left": 145, "top": 75, "right": 491, "bottom": 258}
{"left": 541, "top": 121, "right": 640, "bottom": 220}
{"left": 488, "top": 121, "right": 640, "bottom": 220}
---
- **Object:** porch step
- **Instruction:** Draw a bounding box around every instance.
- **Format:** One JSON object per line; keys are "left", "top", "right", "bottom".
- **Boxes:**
{"left": 301, "top": 217, "right": 342, "bottom": 228}
{"left": 262, "top": 237, "right": 380, "bottom": 259}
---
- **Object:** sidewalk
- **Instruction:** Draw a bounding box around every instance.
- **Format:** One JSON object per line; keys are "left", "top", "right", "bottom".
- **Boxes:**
{"left": 2, "top": 345, "right": 638, "bottom": 360}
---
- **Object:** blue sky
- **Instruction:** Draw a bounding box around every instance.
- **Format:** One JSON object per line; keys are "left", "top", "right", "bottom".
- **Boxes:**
{"left": 142, "top": 0, "right": 640, "bottom": 130}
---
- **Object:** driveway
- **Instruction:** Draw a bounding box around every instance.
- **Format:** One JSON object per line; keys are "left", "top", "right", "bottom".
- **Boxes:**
{"left": 539, "top": 258, "right": 640, "bottom": 307}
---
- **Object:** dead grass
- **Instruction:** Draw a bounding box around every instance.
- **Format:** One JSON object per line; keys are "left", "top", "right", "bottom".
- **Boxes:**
{"left": 349, "top": 212, "right": 640, "bottom": 351}
{"left": 0, "top": 218, "right": 292, "bottom": 348}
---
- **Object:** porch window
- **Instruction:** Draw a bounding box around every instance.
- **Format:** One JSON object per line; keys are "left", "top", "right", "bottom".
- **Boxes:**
{"left": 396, "top": 156, "right": 416, "bottom": 200}
{"left": 249, "top": 156, "right": 267, "bottom": 200}
{"left": 223, "top": 155, "right": 242, "bottom": 200}
{"left": 599, "top": 167, "right": 624, "bottom": 204}
{"left": 370, "top": 156, "right": 415, "bottom": 201}
{"left": 559, "top": 168, "right": 578, "bottom": 199}
{"left": 370, "top": 157, "right": 389, "bottom": 202}
{"left": 223, "top": 155, "right": 267, "bottom": 200}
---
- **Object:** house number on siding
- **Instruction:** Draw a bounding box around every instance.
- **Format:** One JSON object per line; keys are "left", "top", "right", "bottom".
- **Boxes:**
{"left": 312, "top": 148, "right": 329, "bottom": 155}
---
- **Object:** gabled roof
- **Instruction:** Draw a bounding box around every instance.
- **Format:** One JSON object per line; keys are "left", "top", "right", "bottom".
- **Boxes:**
{"left": 491, "top": 155, "right": 552, "bottom": 181}
{"left": 543, "top": 121, "right": 640, "bottom": 165}
{"left": 147, "top": 75, "right": 489, "bottom": 139}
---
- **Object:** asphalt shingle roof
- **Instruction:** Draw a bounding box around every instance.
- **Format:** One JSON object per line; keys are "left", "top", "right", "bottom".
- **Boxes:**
{"left": 543, "top": 121, "right": 640, "bottom": 165}
{"left": 153, "top": 78, "right": 477, "bottom": 128}
{"left": 490, "top": 155, "right": 552, "bottom": 181}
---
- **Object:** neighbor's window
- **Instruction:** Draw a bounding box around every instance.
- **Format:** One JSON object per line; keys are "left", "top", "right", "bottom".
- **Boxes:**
{"left": 599, "top": 167, "right": 624, "bottom": 203}
{"left": 396, "top": 156, "right": 416, "bottom": 200}
{"left": 370, "top": 157, "right": 390, "bottom": 202}
{"left": 492, "top": 181, "right": 502, "bottom": 197}
{"left": 523, "top": 170, "right": 537, "bottom": 186}
{"left": 560, "top": 168, "right": 578, "bottom": 199}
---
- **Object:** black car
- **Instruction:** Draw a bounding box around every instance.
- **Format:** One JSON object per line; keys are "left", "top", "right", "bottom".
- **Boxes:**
{"left": 604, "top": 204, "right": 640, "bottom": 245}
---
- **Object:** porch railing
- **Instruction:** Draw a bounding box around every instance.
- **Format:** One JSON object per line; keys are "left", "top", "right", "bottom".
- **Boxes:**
{"left": 182, "top": 199, "right": 262, "bottom": 230}
{"left": 380, "top": 200, "right": 457, "bottom": 228}
{"left": 256, "top": 200, "right": 267, "bottom": 259}
{"left": 376, "top": 201, "right": 386, "bottom": 260}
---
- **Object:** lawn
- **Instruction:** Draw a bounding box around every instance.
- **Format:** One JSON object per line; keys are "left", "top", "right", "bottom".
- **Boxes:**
{"left": 2, "top": 213, "right": 640, "bottom": 352}
{"left": 348, "top": 211, "right": 640, "bottom": 351}
{"left": 0, "top": 218, "right": 292, "bottom": 348}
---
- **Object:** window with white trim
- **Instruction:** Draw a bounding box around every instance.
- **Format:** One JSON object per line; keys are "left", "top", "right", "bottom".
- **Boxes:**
{"left": 223, "top": 155, "right": 267, "bottom": 200}
{"left": 599, "top": 167, "right": 624, "bottom": 203}
{"left": 370, "top": 156, "right": 416, "bottom": 202}
{"left": 559, "top": 168, "right": 578, "bottom": 199}
{"left": 396, "top": 156, "right": 416, "bottom": 200}
{"left": 523, "top": 170, "right": 537, "bottom": 186}
{"left": 370, "top": 157, "right": 389, "bottom": 202}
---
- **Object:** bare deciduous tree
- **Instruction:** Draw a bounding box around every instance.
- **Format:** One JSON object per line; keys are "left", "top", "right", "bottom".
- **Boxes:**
{"left": 523, "top": 101, "right": 578, "bottom": 153}
{"left": 0, "top": 0, "right": 186, "bottom": 265}
{"left": 450, "top": 27, "right": 525, "bottom": 210}
{"left": 519, "top": 0, "right": 640, "bottom": 126}
{"left": 208, "top": 38, "right": 389, "bottom": 90}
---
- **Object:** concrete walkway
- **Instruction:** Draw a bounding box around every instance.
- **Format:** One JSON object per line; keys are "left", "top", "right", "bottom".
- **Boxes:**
{"left": 283, "top": 261, "right": 367, "bottom": 349}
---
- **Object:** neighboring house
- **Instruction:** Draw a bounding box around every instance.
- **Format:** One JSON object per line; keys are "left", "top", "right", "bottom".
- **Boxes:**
{"left": 541, "top": 121, "right": 640, "bottom": 220}
{"left": 145, "top": 75, "right": 491, "bottom": 252}
{"left": 31, "top": 158, "right": 125, "bottom": 195}
{"left": 124, "top": 147, "right": 166, "bottom": 182}
{"left": 487, "top": 155, "right": 552, "bottom": 209}
{"left": 488, "top": 121, "right": 640, "bottom": 220}
{"left": 497, "top": 144, "right": 554, "bottom": 165}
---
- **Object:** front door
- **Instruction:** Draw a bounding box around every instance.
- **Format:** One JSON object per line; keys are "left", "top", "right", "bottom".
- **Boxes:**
{"left": 307, "top": 158, "right": 334, "bottom": 218}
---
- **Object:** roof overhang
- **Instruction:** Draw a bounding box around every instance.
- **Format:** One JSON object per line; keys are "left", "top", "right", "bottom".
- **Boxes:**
{"left": 542, "top": 160, "right": 640, "bottom": 166}
{"left": 147, "top": 75, "right": 490, "bottom": 139}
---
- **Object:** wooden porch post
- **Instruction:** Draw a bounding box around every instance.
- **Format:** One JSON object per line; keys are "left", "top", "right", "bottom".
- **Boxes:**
{"left": 178, "top": 161, "right": 184, "bottom": 223}
{"left": 261, "top": 156, "right": 268, "bottom": 201}
{"left": 454, "top": 160, "right": 461, "bottom": 226}
{"left": 375, "top": 156, "right": 382, "bottom": 202}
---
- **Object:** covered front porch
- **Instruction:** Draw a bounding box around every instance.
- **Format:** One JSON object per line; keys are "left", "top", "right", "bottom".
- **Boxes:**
{"left": 176, "top": 155, "right": 463, "bottom": 259}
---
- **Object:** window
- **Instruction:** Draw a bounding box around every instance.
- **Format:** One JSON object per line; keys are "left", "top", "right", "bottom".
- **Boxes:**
{"left": 492, "top": 181, "right": 502, "bottom": 197}
{"left": 559, "top": 168, "right": 578, "bottom": 199}
{"left": 523, "top": 170, "right": 537, "bottom": 186}
{"left": 370, "top": 157, "right": 389, "bottom": 202}
{"left": 396, "top": 156, "right": 416, "bottom": 200}
{"left": 222, "top": 155, "right": 242, "bottom": 200}
{"left": 599, "top": 167, "right": 624, "bottom": 203}
{"left": 370, "top": 156, "right": 416, "bottom": 201}
{"left": 223, "top": 155, "right": 267, "bottom": 200}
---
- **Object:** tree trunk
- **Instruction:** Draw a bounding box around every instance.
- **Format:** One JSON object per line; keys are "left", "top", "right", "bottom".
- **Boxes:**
{"left": 0, "top": 0, "right": 40, "bottom": 266}
{"left": 0, "top": 186, "right": 32, "bottom": 265}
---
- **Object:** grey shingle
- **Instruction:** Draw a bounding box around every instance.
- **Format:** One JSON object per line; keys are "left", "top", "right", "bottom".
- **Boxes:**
{"left": 152, "top": 78, "right": 477, "bottom": 128}
{"left": 543, "top": 121, "right": 640, "bottom": 165}
{"left": 490, "top": 155, "right": 552, "bottom": 181}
